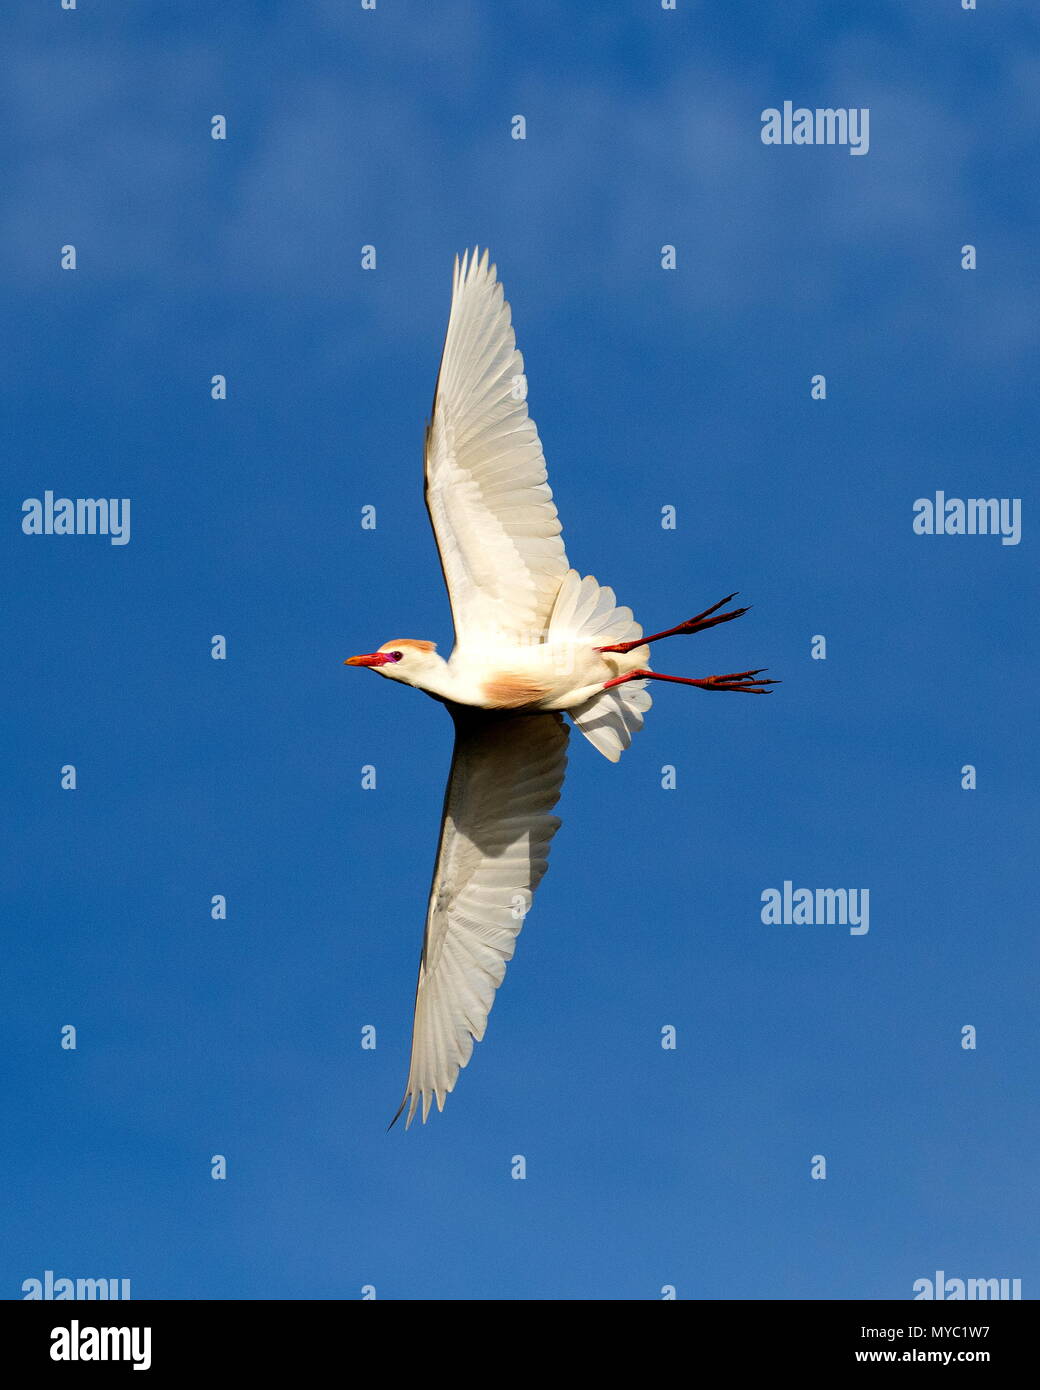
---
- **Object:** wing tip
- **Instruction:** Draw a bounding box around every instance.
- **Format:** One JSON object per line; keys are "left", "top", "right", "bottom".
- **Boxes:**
{"left": 388, "top": 1082, "right": 448, "bottom": 1131}
{"left": 388, "top": 1089, "right": 422, "bottom": 1131}
{"left": 453, "top": 245, "right": 497, "bottom": 292}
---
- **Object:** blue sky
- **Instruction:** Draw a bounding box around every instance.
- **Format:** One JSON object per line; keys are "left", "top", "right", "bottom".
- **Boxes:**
{"left": 3, "top": 1, "right": 1037, "bottom": 1300}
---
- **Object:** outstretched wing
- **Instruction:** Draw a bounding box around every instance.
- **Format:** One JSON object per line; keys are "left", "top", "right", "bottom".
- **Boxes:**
{"left": 393, "top": 707, "right": 569, "bottom": 1127}
{"left": 424, "top": 248, "right": 570, "bottom": 649}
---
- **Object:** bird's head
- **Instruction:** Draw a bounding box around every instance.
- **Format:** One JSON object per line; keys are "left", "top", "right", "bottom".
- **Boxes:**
{"left": 344, "top": 638, "right": 440, "bottom": 684}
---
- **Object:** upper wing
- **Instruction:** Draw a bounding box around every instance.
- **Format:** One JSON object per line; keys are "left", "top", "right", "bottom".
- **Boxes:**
{"left": 394, "top": 707, "right": 569, "bottom": 1127}
{"left": 424, "top": 248, "right": 570, "bottom": 649}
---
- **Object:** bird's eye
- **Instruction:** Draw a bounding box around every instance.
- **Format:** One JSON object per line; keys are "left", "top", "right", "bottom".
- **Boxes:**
{"left": 389, "top": 651, "right": 403, "bottom": 661}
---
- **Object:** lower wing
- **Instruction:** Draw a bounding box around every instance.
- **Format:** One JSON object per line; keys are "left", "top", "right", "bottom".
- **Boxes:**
{"left": 392, "top": 706, "right": 569, "bottom": 1127}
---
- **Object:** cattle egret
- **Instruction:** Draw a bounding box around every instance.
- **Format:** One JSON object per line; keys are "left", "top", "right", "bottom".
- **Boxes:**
{"left": 346, "top": 249, "right": 776, "bottom": 1127}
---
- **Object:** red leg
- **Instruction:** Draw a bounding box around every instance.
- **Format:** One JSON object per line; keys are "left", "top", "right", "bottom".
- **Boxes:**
{"left": 604, "top": 667, "right": 778, "bottom": 694}
{"left": 597, "top": 594, "right": 749, "bottom": 655}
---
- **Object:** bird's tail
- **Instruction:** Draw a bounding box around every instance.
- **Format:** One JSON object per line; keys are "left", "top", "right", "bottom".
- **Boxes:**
{"left": 548, "top": 569, "right": 652, "bottom": 762}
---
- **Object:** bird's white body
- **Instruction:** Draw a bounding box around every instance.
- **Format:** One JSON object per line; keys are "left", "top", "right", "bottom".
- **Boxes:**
{"left": 346, "top": 249, "right": 770, "bottom": 1126}
{"left": 371, "top": 631, "right": 651, "bottom": 712}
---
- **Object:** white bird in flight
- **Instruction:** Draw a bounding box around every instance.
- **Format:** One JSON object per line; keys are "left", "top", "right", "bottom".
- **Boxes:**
{"left": 346, "top": 249, "right": 776, "bottom": 1127}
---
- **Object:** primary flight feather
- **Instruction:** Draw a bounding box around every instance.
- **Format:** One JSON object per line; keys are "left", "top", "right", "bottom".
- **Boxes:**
{"left": 346, "top": 248, "right": 776, "bottom": 1126}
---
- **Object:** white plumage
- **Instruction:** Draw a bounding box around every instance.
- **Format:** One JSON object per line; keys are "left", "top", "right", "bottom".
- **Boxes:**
{"left": 424, "top": 248, "right": 569, "bottom": 649}
{"left": 392, "top": 708, "right": 568, "bottom": 1127}
{"left": 345, "top": 249, "right": 774, "bottom": 1125}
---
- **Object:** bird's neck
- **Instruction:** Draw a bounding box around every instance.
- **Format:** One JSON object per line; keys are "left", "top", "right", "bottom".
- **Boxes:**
{"left": 405, "top": 655, "right": 460, "bottom": 703}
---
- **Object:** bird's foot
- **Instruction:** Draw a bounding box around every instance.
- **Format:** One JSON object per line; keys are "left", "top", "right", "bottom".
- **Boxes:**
{"left": 596, "top": 594, "right": 749, "bottom": 654}
{"left": 603, "top": 667, "right": 778, "bottom": 694}
{"left": 686, "top": 668, "right": 778, "bottom": 693}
